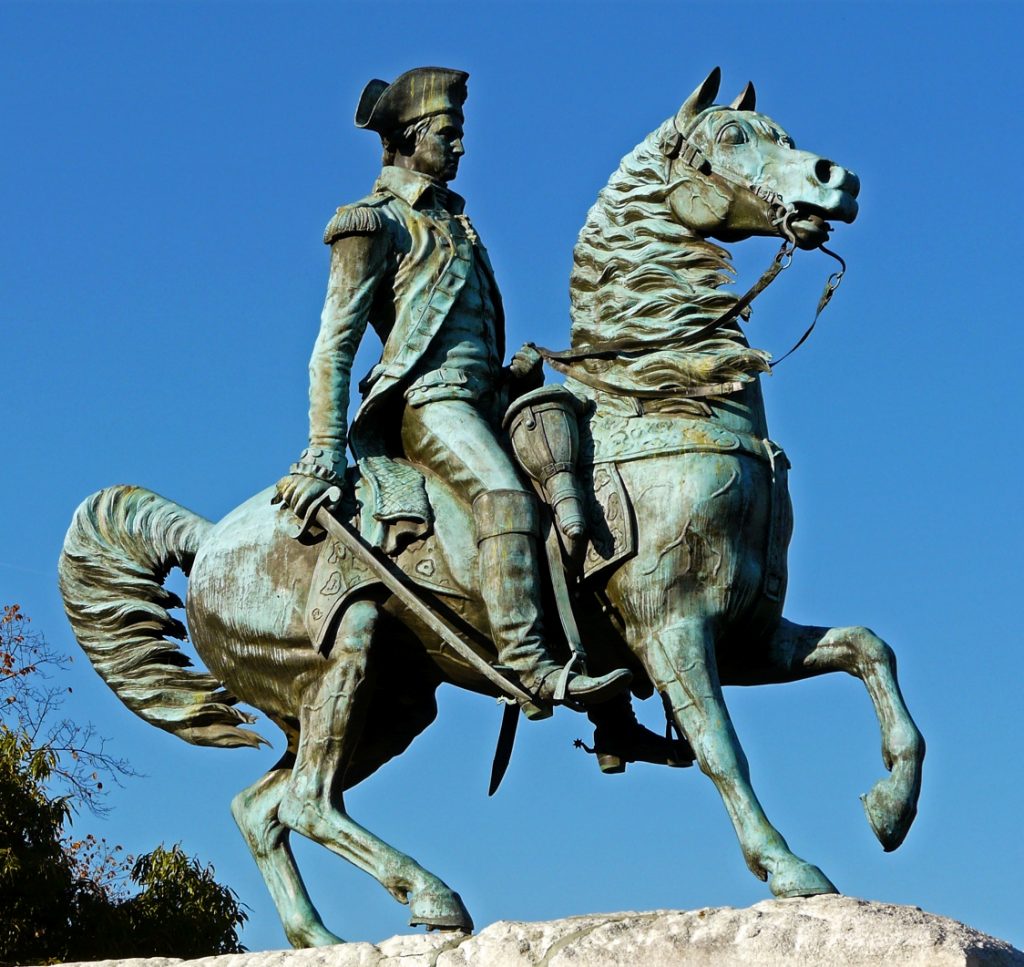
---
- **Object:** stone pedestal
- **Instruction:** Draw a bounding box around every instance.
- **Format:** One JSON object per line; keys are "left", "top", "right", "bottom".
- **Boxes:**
{"left": 56, "top": 897, "right": 1023, "bottom": 967}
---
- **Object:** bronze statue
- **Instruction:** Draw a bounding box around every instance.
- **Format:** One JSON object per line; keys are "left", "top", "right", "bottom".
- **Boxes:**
{"left": 58, "top": 67, "right": 924, "bottom": 948}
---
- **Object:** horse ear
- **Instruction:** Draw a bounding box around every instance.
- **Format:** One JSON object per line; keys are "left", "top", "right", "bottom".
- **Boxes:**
{"left": 675, "top": 67, "right": 722, "bottom": 132}
{"left": 729, "top": 81, "right": 756, "bottom": 111}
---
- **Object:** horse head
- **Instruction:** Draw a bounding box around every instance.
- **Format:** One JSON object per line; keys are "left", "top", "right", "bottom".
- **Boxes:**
{"left": 662, "top": 67, "right": 860, "bottom": 250}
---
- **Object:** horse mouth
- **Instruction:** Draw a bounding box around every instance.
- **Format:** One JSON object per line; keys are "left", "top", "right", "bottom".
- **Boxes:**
{"left": 788, "top": 206, "right": 835, "bottom": 249}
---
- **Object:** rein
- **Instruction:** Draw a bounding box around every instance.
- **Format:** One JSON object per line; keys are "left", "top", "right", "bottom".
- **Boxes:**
{"left": 532, "top": 128, "right": 847, "bottom": 399}
{"left": 769, "top": 242, "right": 845, "bottom": 367}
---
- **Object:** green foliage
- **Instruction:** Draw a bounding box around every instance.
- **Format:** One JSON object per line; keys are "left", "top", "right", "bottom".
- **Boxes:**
{"left": 0, "top": 728, "right": 75, "bottom": 965}
{"left": 0, "top": 606, "right": 247, "bottom": 965}
{"left": 123, "top": 845, "right": 247, "bottom": 958}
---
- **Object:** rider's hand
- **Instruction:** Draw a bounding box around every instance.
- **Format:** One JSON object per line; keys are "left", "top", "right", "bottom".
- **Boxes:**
{"left": 272, "top": 447, "right": 346, "bottom": 519}
{"left": 273, "top": 472, "right": 334, "bottom": 520}
{"left": 509, "top": 343, "right": 543, "bottom": 383}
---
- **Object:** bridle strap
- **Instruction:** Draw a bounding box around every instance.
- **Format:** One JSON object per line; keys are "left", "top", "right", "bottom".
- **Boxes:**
{"left": 669, "top": 124, "right": 790, "bottom": 225}
{"left": 664, "top": 129, "right": 850, "bottom": 370}
{"left": 531, "top": 124, "right": 847, "bottom": 396}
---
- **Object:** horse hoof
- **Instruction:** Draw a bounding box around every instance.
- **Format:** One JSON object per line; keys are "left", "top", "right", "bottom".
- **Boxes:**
{"left": 409, "top": 887, "right": 474, "bottom": 932}
{"left": 284, "top": 920, "right": 343, "bottom": 948}
{"left": 769, "top": 859, "right": 838, "bottom": 898}
{"left": 862, "top": 777, "right": 917, "bottom": 852}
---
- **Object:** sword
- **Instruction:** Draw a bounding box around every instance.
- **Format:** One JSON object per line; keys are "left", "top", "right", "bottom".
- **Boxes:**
{"left": 294, "top": 488, "right": 537, "bottom": 710}
{"left": 488, "top": 701, "right": 519, "bottom": 796}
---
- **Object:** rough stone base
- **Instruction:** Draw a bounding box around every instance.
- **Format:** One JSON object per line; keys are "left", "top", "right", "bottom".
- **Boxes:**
{"left": 56, "top": 896, "right": 1023, "bottom": 967}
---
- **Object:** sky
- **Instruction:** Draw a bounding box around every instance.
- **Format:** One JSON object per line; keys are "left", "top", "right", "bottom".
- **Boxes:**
{"left": 2, "top": 0, "right": 1022, "bottom": 955}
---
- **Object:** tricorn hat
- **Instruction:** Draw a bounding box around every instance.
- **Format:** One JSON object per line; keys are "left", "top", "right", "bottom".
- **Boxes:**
{"left": 354, "top": 67, "right": 469, "bottom": 136}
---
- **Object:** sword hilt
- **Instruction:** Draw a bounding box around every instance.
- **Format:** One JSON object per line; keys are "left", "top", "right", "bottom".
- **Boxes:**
{"left": 291, "top": 486, "right": 343, "bottom": 544}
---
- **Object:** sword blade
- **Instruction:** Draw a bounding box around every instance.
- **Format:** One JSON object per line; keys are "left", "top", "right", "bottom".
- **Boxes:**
{"left": 488, "top": 701, "right": 520, "bottom": 796}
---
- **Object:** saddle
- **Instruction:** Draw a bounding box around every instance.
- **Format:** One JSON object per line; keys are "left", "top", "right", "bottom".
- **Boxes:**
{"left": 302, "top": 384, "right": 792, "bottom": 653}
{"left": 302, "top": 385, "right": 623, "bottom": 653}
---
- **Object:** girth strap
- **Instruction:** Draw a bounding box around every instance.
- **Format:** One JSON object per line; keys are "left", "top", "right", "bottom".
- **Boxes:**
{"left": 538, "top": 356, "right": 745, "bottom": 401}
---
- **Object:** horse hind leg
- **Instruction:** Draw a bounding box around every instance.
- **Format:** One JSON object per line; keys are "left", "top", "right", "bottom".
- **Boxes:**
{"left": 277, "top": 599, "right": 472, "bottom": 934}
{"left": 644, "top": 615, "right": 838, "bottom": 898}
{"left": 231, "top": 750, "right": 342, "bottom": 948}
{"left": 723, "top": 618, "right": 924, "bottom": 852}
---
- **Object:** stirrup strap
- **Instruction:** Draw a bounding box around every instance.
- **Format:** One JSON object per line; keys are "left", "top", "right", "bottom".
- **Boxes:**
{"left": 553, "top": 652, "right": 584, "bottom": 703}
{"left": 542, "top": 511, "right": 588, "bottom": 702}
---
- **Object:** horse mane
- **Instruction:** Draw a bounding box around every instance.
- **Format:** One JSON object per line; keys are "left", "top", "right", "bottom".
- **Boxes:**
{"left": 569, "top": 118, "right": 770, "bottom": 392}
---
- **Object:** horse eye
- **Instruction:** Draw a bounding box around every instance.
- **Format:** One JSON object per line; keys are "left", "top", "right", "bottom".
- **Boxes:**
{"left": 717, "top": 123, "right": 748, "bottom": 146}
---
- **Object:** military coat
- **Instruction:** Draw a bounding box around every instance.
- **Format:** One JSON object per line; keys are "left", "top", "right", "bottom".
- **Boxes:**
{"left": 309, "top": 165, "right": 505, "bottom": 464}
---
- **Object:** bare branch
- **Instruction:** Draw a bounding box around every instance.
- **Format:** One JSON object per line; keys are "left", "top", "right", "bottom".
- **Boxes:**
{"left": 1, "top": 603, "right": 138, "bottom": 815}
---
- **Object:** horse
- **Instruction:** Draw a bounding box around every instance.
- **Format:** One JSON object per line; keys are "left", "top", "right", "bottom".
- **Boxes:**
{"left": 58, "top": 68, "right": 924, "bottom": 948}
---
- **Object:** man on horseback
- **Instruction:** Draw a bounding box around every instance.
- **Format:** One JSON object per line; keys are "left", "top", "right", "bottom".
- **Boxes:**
{"left": 274, "top": 66, "right": 631, "bottom": 712}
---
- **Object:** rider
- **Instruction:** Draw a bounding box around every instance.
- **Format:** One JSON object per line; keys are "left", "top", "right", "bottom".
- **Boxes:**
{"left": 274, "top": 67, "right": 632, "bottom": 713}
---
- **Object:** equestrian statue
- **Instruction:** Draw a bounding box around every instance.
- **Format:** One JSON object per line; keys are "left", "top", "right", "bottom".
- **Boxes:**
{"left": 58, "top": 66, "right": 925, "bottom": 948}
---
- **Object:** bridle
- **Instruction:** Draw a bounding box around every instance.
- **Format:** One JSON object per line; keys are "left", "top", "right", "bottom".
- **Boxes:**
{"left": 532, "top": 115, "right": 847, "bottom": 399}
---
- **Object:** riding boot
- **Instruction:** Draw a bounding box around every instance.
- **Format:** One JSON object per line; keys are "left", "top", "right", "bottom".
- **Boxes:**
{"left": 585, "top": 691, "right": 696, "bottom": 774}
{"left": 472, "top": 490, "right": 632, "bottom": 717}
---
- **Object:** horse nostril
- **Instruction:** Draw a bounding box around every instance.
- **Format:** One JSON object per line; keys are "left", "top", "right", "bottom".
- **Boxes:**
{"left": 814, "top": 158, "right": 834, "bottom": 185}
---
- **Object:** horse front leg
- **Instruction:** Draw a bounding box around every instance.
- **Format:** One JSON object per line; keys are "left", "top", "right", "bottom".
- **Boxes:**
{"left": 644, "top": 616, "right": 837, "bottom": 898}
{"left": 277, "top": 599, "right": 472, "bottom": 934}
{"left": 723, "top": 618, "right": 925, "bottom": 852}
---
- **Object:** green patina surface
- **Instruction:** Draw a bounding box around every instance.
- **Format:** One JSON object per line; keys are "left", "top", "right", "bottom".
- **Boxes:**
{"left": 58, "top": 67, "right": 923, "bottom": 948}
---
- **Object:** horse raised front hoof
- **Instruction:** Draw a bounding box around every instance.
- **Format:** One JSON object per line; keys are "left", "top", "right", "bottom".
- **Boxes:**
{"left": 862, "top": 776, "right": 918, "bottom": 852}
{"left": 769, "top": 858, "right": 838, "bottom": 898}
{"left": 408, "top": 886, "right": 474, "bottom": 933}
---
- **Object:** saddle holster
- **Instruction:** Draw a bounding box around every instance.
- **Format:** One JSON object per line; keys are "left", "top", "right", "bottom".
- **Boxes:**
{"left": 502, "top": 385, "right": 588, "bottom": 561}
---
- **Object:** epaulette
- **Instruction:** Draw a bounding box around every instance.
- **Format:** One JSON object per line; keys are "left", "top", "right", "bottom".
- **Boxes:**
{"left": 323, "top": 200, "right": 386, "bottom": 245}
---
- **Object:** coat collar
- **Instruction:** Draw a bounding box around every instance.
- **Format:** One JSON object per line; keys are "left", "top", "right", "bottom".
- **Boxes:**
{"left": 374, "top": 165, "right": 466, "bottom": 214}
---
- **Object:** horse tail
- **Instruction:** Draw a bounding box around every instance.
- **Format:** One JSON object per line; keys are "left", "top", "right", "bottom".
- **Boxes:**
{"left": 58, "top": 485, "right": 266, "bottom": 749}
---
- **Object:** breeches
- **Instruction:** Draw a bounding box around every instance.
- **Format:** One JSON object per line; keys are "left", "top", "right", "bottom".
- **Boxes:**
{"left": 400, "top": 399, "right": 526, "bottom": 504}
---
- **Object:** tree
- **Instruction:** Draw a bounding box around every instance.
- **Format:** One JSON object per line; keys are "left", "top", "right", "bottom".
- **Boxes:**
{"left": 1, "top": 602, "right": 131, "bottom": 812}
{"left": 0, "top": 605, "right": 248, "bottom": 964}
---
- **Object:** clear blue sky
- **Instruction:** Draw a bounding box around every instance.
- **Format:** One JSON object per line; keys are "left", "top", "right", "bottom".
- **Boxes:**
{"left": 3, "top": 0, "right": 1022, "bottom": 954}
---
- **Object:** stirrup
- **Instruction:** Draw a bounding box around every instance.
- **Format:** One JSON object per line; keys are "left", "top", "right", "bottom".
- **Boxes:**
{"left": 541, "top": 664, "right": 633, "bottom": 710}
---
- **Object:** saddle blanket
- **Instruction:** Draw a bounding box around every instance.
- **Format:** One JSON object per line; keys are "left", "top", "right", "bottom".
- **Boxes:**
{"left": 304, "top": 414, "right": 792, "bottom": 648}
{"left": 579, "top": 414, "right": 791, "bottom": 600}
{"left": 582, "top": 412, "right": 779, "bottom": 466}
